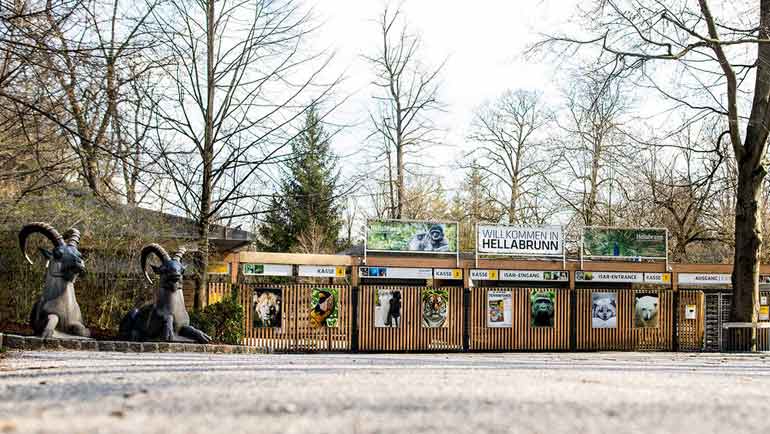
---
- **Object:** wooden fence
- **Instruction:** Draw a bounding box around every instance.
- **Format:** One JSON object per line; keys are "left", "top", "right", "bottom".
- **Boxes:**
{"left": 212, "top": 283, "right": 354, "bottom": 352}
{"left": 357, "top": 286, "right": 464, "bottom": 351}
{"left": 576, "top": 289, "right": 674, "bottom": 351}
{"left": 677, "top": 290, "right": 705, "bottom": 351}
{"left": 469, "top": 287, "right": 570, "bottom": 351}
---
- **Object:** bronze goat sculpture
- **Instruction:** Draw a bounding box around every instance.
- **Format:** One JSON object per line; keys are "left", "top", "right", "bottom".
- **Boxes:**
{"left": 119, "top": 244, "right": 211, "bottom": 344}
{"left": 20, "top": 222, "right": 90, "bottom": 338}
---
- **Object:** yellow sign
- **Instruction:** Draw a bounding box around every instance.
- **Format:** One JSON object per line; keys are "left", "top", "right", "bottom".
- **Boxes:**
{"left": 489, "top": 270, "right": 498, "bottom": 280}
{"left": 662, "top": 273, "right": 671, "bottom": 283}
{"left": 207, "top": 263, "right": 229, "bottom": 275}
{"left": 760, "top": 306, "right": 769, "bottom": 321}
{"left": 335, "top": 266, "right": 346, "bottom": 277}
{"left": 452, "top": 269, "right": 462, "bottom": 279}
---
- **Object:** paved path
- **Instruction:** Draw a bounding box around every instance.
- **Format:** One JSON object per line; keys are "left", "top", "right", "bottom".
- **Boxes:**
{"left": 1, "top": 351, "right": 770, "bottom": 433}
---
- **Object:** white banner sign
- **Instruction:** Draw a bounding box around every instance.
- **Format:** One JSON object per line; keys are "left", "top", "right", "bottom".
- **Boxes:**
{"left": 499, "top": 270, "right": 568, "bottom": 282}
{"left": 575, "top": 271, "right": 644, "bottom": 283}
{"left": 643, "top": 273, "right": 672, "bottom": 285}
{"left": 433, "top": 268, "right": 463, "bottom": 280}
{"left": 470, "top": 269, "right": 499, "bottom": 281}
{"left": 242, "top": 263, "right": 293, "bottom": 277}
{"left": 477, "top": 224, "right": 563, "bottom": 256}
{"left": 359, "top": 267, "right": 433, "bottom": 279}
{"left": 297, "top": 265, "right": 346, "bottom": 278}
{"left": 678, "top": 273, "right": 731, "bottom": 285}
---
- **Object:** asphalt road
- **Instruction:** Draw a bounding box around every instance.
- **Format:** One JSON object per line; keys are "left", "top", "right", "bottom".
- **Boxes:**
{"left": 1, "top": 351, "right": 770, "bottom": 434}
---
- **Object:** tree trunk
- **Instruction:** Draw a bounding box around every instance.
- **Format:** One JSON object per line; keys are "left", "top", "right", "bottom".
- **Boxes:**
{"left": 396, "top": 142, "right": 404, "bottom": 219}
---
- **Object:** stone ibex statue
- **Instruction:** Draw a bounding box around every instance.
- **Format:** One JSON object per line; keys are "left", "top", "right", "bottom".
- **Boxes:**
{"left": 20, "top": 222, "right": 90, "bottom": 339}
{"left": 119, "top": 244, "right": 211, "bottom": 344}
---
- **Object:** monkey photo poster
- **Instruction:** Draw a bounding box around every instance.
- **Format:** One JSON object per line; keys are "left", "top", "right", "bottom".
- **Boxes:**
{"left": 591, "top": 292, "right": 617, "bottom": 328}
{"left": 252, "top": 288, "right": 283, "bottom": 329}
{"left": 421, "top": 288, "right": 449, "bottom": 328}
{"left": 487, "top": 290, "right": 512, "bottom": 327}
{"left": 310, "top": 287, "right": 339, "bottom": 328}
{"left": 633, "top": 292, "right": 659, "bottom": 328}
{"left": 530, "top": 290, "right": 556, "bottom": 327}
{"left": 374, "top": 288, "right": 402, "bottom": 328}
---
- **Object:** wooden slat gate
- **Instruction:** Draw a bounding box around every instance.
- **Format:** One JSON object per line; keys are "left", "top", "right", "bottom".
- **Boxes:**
{"left": 357, "top": 286, "right": 464, "bottom": 351}
{"left": 227, "top": 283, "right": 353, "bottom": 352}
{"left": 576, "top": 289, "right": 673, "bottom": 351}
{"left": 677, "top": 290, "right": 705, "bottom": 351}
{"left": 469, "top": 287, "right": 570, "bottom": 351}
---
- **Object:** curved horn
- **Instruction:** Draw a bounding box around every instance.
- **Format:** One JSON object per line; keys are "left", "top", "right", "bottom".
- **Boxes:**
{"left": 64, "top": 228, "right": 81, "bottom": 248}
{"left": 140, "top": 243, "right": 170, "bottom": 284}
{"left": 19, "top": 222, "right": 64, "bottom": 265}
{"left": 172, "top": 246, "right": 187, "bottom": 262}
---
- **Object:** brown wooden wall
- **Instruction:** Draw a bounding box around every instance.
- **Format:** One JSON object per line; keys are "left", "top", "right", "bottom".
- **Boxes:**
{"left": 237, "top": 284, "right": 353, "bottom": 352}
{"left": 677, "top": 290, "right": 705, "bottom": 351}
{"left": 469, "top": 287, "right": 570, "bottom": 351}
{"left": 576, "top": 289, "right": 673, "bottom": 351}
{"left": 358, "top": 286, "right": 464, "bottom": 351}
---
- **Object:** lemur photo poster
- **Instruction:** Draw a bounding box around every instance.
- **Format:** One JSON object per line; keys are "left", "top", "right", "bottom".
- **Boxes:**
{"left": 310, "top": 287, "right": 339, "bottom": 328}
{"left": 374, "top": 288, "right": 402, "bottom": 328}
{"left": 530, "top": 289, "right": 556, "bottom": 327}
{"left": 487, "top": 290, "right": 512, "bottom": 327}
{"left": 591, "top": 292, "right": 617, "bottom": 328}
{"left": 252, "top": 288, "right": 283, "bottom": 328}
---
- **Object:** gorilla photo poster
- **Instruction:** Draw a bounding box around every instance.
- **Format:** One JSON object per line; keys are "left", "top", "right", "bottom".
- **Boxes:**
{"left": 421, "top": 288, "right": 449, "bottom": 328}
{"left": 634, "top": 292, "right": 659, "bottom": 328}
{"left": 252, "top": 288, "right": 282, "bottom": 328}
{"left": 374, "top": 289, "right": 402, "bottom": 328}
{"left": 366, "top": 220, "right": 458, "bottom": 253}
{"left": 530, "top": 290, "right": 556, "bottom": 327}
{"left": 591, "top": 292, "right": 617, "bottom": 328}
{"left": 310, "top": 287, "right": 339, "bottom": 328}
{"left": 487, "top": 290, "right": 512, "bottom": 327}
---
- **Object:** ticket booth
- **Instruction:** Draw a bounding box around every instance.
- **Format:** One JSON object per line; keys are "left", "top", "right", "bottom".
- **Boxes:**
{"left": 357, "top": 266, "right": 464, "bottom": 352}
{"left": 468, "top": 268, "right": 570, "bottom": 351}
{"left": 575, "top": 271, "right": 674, "bottom": 351}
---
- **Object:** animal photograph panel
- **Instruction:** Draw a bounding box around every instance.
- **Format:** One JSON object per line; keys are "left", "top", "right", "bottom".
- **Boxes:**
{"left": 252, "top": 288, "right": 282, "bottom": 329}
{"left": 421, "top": 288, "right": 449, "bottom": 328}
{"left": 530, "top": 290, "right": 556, "bottom": 328}
{"left": 310, "top": 287, "right": 339, "bottom": 328}
{"left": 633, "top": 292, "right": 659, "bottom": 328}
{"left": 374, "top": 289, "right": 402, "bottom": 328}
{"left": 487, "top": 290, "right": 512, "bottom": 328}
{"left": 591, "top": 292, "right": 617, "bottom": 328}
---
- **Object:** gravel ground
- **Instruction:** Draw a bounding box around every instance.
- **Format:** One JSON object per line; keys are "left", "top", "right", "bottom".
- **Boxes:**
{"left": 1, "top": 351, "right": 770, "bottom": 434}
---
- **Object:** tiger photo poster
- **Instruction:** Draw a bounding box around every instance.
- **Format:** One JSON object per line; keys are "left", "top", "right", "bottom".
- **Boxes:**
{"left": 421, "top": 288, "right": 449, "bottom": 328}
{"left": 252, "top": 288, "right": 282, "bottom": 329}
{"left": 487, "top": 290, "right": 512, "bottom": 327}
{"left": 591, "top": 292, "right": 617, "bottom": 328}
{"left": 374, "top": 288, "right": 402, "bottom": 328}
{"left": 310, "top": 287, "right": 339, "bottom": 328}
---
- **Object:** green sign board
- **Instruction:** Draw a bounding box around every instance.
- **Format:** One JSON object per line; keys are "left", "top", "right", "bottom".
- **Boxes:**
{"left": 582, "top": 227, "right": 667, "bottom": 260}
{"left": 366, "top": 220, "right": 458, "bottom": 254}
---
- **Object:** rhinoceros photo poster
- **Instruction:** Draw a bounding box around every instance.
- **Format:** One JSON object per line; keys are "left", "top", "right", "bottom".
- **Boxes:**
{"left": 310, "top": 287, "right": 339, "bottom": 328}
{"left": 252, "top": 288, "right": 282, "bottom": 329}
{"left": 367, "top": 220, "right": 458, "bottom": 254}
{"left": 582, "top": 227, "right": 667, "bottom": 260}
{"left": 530, "top": 290, "right": 556, "bottom": 328}
{"left": 487, "top": 290, "right": 512, "bottom": 328}
{"left": 421, "top": 288, "right": 449, "bottom": 328}
{"left": 374, "top": 288, "right": 402, "bottom": 328}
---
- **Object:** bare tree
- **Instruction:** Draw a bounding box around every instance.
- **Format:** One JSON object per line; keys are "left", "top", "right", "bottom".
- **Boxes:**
{"left": 465, "top": 89, "right": 554, "bottom": 224}
{"left": 365, "top": 4, "right": 444, "bottom": 219}
{"left": 149, "top": 0, "right": 336, "bottom": 308}
{"left": 534, "top": 0, "right": 770, "bottom": 345}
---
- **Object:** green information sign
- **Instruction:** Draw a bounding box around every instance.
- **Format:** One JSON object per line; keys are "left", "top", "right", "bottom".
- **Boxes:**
{"left": 582, "top": 227, "right": 667, "bottom": 260}
{"left": 366, "top": 220, "right": 458, "bottom": 254}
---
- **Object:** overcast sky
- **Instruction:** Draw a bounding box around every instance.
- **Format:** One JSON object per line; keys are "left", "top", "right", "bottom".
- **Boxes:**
{"left": 306, "top": 0, "right": 581, "bottom": 191}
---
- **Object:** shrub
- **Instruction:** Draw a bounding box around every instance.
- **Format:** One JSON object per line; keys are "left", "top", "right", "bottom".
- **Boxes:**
{"left": 189, "top": 289, "right": 244, "bottom": 345}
